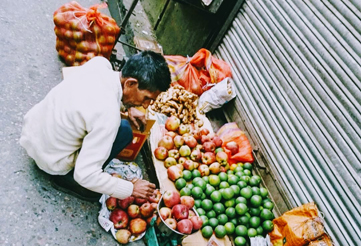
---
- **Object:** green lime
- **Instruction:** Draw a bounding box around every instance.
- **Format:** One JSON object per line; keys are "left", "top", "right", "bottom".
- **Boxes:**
{"left": 260, "top": 209, "right": 274, "bottom": 220}
{"left": 218, "top": 172, "right": 228, "bottom": 182}
{"left": 175, "top": 178, "right": 187, "bottom": 190}
{"left": 248, "top": 228, "right": 257, "bottom": 237}
{"left": 240, "top": 176, "right": 250, "bottom": 184}
{"left": 259, "top": 187, "right": 269, "bottom": 198}
{"left": 230, "top": 185, "right": 240, "bottom": 196}
{"left": 200, "top": 215, "right": 209, "bottom": 227}
{"left": 201, "top": 199, "right": 213, "bottom": 211}
{"left": 235, "top": 196, "right": 247, "bottom": 204}
{"left": 180, "top": 187, "right": 192, "bottom": 196}
{"left": 249, "top": 216, "right": 261, "bottom": 228}
{"left": 225, "top": 207, "right": 236, "bottom": 218}
{"left": 237, "top": 180, "right": 248, "bottom": 189}
{"left": 243, "top": 162, "right": 253, "bottom": 170}
{"left": 186, "top": 183, "right": 194, "bottom": 190}
{"left": 213, "top": 203, "right": 225, "bottom": 214}
{"left": 263, "top": 201, "right": 275, "bottom": 211}
{"left": 256, "top": 225, "right": 264, "bottom": 235}
{"left": 210, "top": 190, "right": 222, "bottom": 203}
{"left": 201, "top": 225, "right": 213, "bottom": 238}
{"left": 243, "top": 169, "right": 252, "bottom": 176}
{"left": 192, "top": 169, "right": 201, "bottom": 178}
{"left": 208, "top": 218, "right": 219, "bottom": 229}
{"left": 191, "top": 186, "right": 203, "bottom": 199}
{"left": 234, "top": 236, "right": 247, "bottom": 246}
{"left": 196, "top": 207, "right": 206, "bottom": 216}
{"left": 217, "top": 214, "right": 228, "bottom": 225}
{"left": 250, "top": 195, "right": 263, "bottom": 207}
{"left": 240, "top": 186, "right": 253, "bottom": 199}
{"left": 251, "top": 186, "right": 261, "bottom": 196}
{"left": 206, "top": 210, "right": 216, "bottom": 218}
{"left": 249, "top": 176, "right": 261, "bottom": 186}
{"left": 234, "top": 166, "right": 243, "bottom": 173}
{"left": 228, "top": 175, "right": 239, "bottom": 185}
{"left": 202, "top": 176, "right": 209, "bottom": 183}
{"left": 262, "top": 220, "right": 274, "bottom": 232}
{"left": 238, "top": 215, "right": 250, "bottom": 226}
{"left": 227, "top": 170, "right": 234, "bottom": 175}
{"left": 205, "top": 185, "right": 216, "bottom": 196}
{"left": 224, "top": 222, "right": 235, "bottom": 235}
{"left": 230, "top": 218, "right": 238, "bottom": 226}
{"left": 214, "top": 225, "right": 227, "bottom": 238}
{"left": 235, "top": 225, "right": 248, "bottom": 237}
{"left": 235, "top": 171, "right": 244, "bottom": 178}
{"left": 219, "top": 181, "right": 230, "bottom": 189}
{"left": 201, "top": 193, "right": 207, "bottom": 200}
{"left": 194, "top": 199, "right": 202, "bottom": 208}
{"left": 221, "top": 188, "right": 234, "bottom": 200}
{"left": 182, "top": 170, "right": 192, "bottom": 181}
{"left": 235, "top": 203, "right": 248, "bottom": 216}
{"left": 224, "top": 198, "right": 235, "bottom": 208}
{"left": 194, "top": 179, "right": 207, "bottom": 191}
{"left": 249, "top": 207, "right": 261, "bottom": 216}
{"left": 208, "top": 174, "right": 221, "bottom": 187}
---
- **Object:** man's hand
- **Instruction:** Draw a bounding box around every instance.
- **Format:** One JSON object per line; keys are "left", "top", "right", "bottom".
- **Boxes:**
{"left": 128, "top": 107, "right": 147, "bottom": 131}
{"left": 131, "top": 179, "right": 156, "bottom": 199}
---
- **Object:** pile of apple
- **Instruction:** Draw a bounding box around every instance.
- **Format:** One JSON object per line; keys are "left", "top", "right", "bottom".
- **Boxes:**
{"left": 105, "top": 189, "right": 161, "bottom": 244}
{"left": 158, "top": 190, "right": 203, "bottom": 235}
{"left": 154, "top": 115, "right": 239, "bottom": 182}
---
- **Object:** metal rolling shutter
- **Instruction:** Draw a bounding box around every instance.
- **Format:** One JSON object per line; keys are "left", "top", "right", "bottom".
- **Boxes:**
{"left": 214, "top": 0, "right": 361, "bottom": 245}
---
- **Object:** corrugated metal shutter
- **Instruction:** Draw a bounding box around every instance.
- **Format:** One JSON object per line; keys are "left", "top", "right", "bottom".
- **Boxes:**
{"left": 214, "top": 1, "right": 361, "bottom": 245}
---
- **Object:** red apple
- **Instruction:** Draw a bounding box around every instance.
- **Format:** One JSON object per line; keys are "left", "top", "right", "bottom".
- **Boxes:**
{"left": 184, "top": 136, "right": 197, "bottom": 148}
{"left": 164, "top": 157, "right": 177, "bottom": 168}
{"left": 127, "top": 204, "right": 140, "bottom": 219}
{"left": 183, "top": 159, "right": 195, "bottom": 171}
{"left": 173, "top": 135, "right": 185, "bottom": 148}
{"left": 177, "top": 219, "right": 193, "bottom": 234}
{"left": 134, "top": 197, "right": 148, "bottom": 206}
{"left": 179, "top": 145, "right": 191, "bottom": 157}
{"left": 115, "top": 229, "right": 131, "bottom": 244}
{"left": 165, "top": 131, "right": 178, "bottom": 139}
{"left": 201, "top": 152, "right": 216, "bottom": 165}
{"left": 168, "top": 149, "right": 180, "bottom": 159}
{"left": 106, "top": 197, "right": 118, "bottom": 211}
{"left": 178, "top": 124, "right": 189, "bottom": 135}
{"left": 164, "top": 218, "right": 177, "bottom": 230}
{"left": 212, "top": 136, "right": 223, "bottom": 147}
{"left": 163, "top": 190, "right": 181, "bottom": 208}
{"left": 190, "top": 216, "right": 203, "bottom": 231}
{"left": 118, "top": 196, "right": 135, "bottom": 210}
{"left": 198, "top": 164, "right": 210, "bottom": 177}
{"left": 203, "top": 141, "right": 216, "bottom": 152}
{"left": 192, "top": 129, "right": 202, "bottom": 143}
{"left": 151, "top": 202, "right": 158, "bottom": 211}
{"left": 193, "top": 162, "right": 200, "bottom": 169}
{"left": 140, "top": 202, "right": 155, "bottom": 218}
{"left": 225, "top": 141, "right": 239, "bottom": 155}
{"left": 167, "top": 165, "right": 183, "bottom": 181}
{"left": 209, "top": 162, "right": 221, "bottom": 174}
{"left": 200, "top": 128, "right": 210, "bottom": 136}
{"left": 149, "top": 189, "right": 161, "bottom": 203}
{"left": 109, "top": 208, "right": 129, "bottom": 229}
{"left": 154, "top": 146, "right": 168, "bottom": 160}
{"left": 172, "top": 204, "right": 189, "bottom": 220}
{"left": 188, "top": 210, "right": 196, "bottom": 219}
{"left": 176, "top": 163, "right": 184, "bottom": 171}
{"left": 190, "top": 149, "right": 202, "bottom": 162}
{"left": 200, "top": 135, "right": 211, "bottom": 144}
{"left": 208, "top": 133, "right": 215, "bottom": 140}
{"left": 215, "top": 147, "right": 224, "bottom": 154}
{"left": 193, "top": 144, "right": 204, "bottom": 152}
{"left": 146, "top": 213, "right": 157, "bottom": 225}
{"left": 165, "top": 116, "right": 181, "bottom": 132}
{"left": 129, "top": 218, "right": 147, "bottom": 235}
{"left": 158, "top": 135, "right": 175, "bottom": 150}
{"left": 180, "top": 196, "right": 195, "bottom": 209}
{"left": 216, "top": 151, "right": 229, "bottom": 166}
{"left": 178, "top": 157, "right": 187, "bottom": 165}
{"left": 159, "top": 207, "right": 172, "bottom": 220}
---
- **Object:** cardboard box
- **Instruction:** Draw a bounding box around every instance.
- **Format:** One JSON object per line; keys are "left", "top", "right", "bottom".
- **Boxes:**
{"left": 116, "top": 115, "right": 155, "bottom": 161}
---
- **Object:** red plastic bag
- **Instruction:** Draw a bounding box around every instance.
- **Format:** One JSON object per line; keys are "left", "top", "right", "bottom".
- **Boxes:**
{"left": 53, "top": 1, "right": 120, "bottom": 66}
{"left": 165, "top": 48, "right": 232, "bottom": 95}
{"left": 216, "top": 123, "right": 254, "bottom": 164}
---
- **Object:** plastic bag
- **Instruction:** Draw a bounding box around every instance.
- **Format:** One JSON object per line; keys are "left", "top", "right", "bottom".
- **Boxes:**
{"left": 165, "top": 48, "right": 232, "bottom": 96}
{"left": 198, "top": 77, "right": 236, "bottom": 114}
{"left": 308, "top": 234, "right": 333, "bottom": 246}
{"left": 216, "top": 122, "right": 254, "bottom": 164}
{"left": 269, "top": 202, "right": 325, "bottom": 246}
{"left": 53, "top": 1, "right": 120, "bottom": 66}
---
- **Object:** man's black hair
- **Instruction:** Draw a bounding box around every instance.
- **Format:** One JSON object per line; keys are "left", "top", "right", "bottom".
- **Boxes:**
{"left": 121, "top": 50, "right": 171, "bottom": 92}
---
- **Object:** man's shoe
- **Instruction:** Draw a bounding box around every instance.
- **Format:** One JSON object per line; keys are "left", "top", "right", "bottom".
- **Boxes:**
{"left": 51, "top": 173, "right": 101, "bottom": 202}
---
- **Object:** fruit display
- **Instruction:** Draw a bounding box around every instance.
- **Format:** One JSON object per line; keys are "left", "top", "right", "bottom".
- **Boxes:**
{"left": 153, "top": 116, "right": 275, "bottom": 244}
{"left": 151, "top": 85, "right": 203, "bottom": 126}
{"left": 53, "top": 1, "right": 120, "bottom": 66}
{"left": 104, "top": 189, "right": 162, "bottom": 244}
{"left": 157, "top": 190, "right": 203, "bottom": 235}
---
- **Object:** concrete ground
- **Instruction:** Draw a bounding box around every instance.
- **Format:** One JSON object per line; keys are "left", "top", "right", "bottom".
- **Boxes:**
{"left": 0, "top": 0, "right": 157, "bottom": 245}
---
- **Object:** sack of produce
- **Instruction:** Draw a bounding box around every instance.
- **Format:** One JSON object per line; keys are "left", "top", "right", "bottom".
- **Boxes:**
{"left": 269, "top": 202, "right": 326, "bottom": 246}
{"left": 53, "top": 1, "right": 120, "bottom": 66}
{"left": 165, "top": 48, "right": 232, "bottom": 96}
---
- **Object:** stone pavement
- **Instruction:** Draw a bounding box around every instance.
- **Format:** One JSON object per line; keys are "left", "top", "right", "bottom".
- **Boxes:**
{"left": 0, "top": 0, "right": 157, "bottom": 245}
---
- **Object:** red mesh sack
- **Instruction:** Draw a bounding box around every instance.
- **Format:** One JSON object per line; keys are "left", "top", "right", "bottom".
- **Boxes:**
{"left": 165, "top": 48, "right": 232, "bottom": 96}
{"left": 53, "top": 1, "right": 120, "bottom": 66}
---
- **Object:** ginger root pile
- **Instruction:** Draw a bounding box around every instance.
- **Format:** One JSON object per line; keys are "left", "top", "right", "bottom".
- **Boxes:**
{"left": 151, "top": 85, "right": 203, "bottom": 127}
